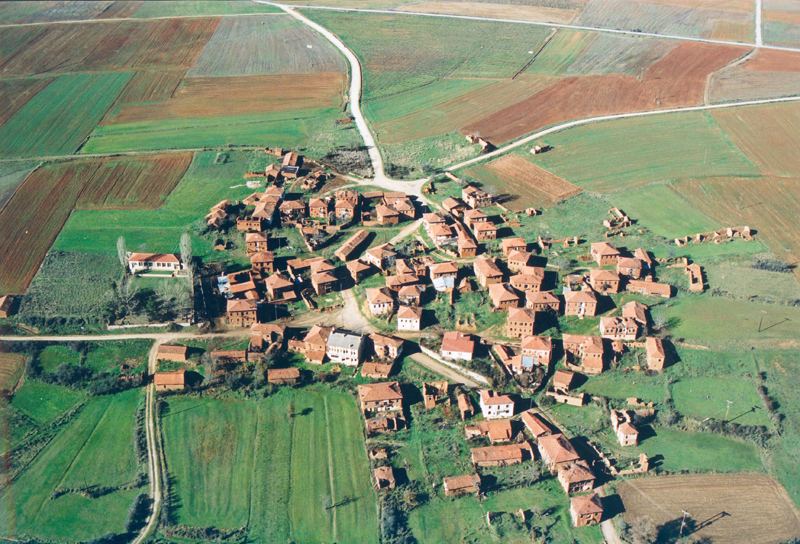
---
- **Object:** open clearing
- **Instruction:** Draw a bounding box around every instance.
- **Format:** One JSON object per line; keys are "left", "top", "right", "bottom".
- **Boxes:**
{"left": 0, "top": 353, "right": 25, "bottom": 392}
{"left": 610, "top": 183, "right": 717, "bottom": 238}
{"left": 463, "top": 42, "right": 748, "bottom": 143}
{"left": 672, "top": 377, "right": 770, "bottom": 426}
{"left": 395, "top": 1, "right": 582, "bottom": 24}
{"left": 619, "top": 474, "right": 800, "bottom": 544}
{"left": 712, "top": 102, "right": 800, "bottom": 176}
{"left": 103, "top": 73, "right": 346, "bottom": 125}
{"left": 187, "top": 15, "right": 346, "bottom": 77}
{"left": 11, "top": 379, "right": 87, "bottom": 425}
{"left": 162, "top": 389, "right": 377, "bottom": 542}
{"left": 465, "top": 154, "right": 582, "bottom": 209}
{"left": 527, "top": 112, "right": 758, "bottom": 193}
{"left": 0, "top": 154, "right": 191, "bottom": 294}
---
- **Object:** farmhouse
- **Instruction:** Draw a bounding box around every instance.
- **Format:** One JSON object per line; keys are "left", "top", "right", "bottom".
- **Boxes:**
{"left": 226, "top": 299, "right": 258, "bottom": 327}
{"left": 308, "top": 198, "right": 328, "bottom": 218}
{"left": 501, "top": 237, "right": 527, "bottom": 256}
{"left": 376, "top": 204, "right": 400, "bottom": 225}
{"left": 335, "top": 229, "right": 368, "bottom": 262}
{"left": 626, "top": 280, "right": 672, "bottom": 298}
{"left": 507, "top": 250, "right": 532, "bottom": 271}
{"left": 430, "top": 261, "right": 459, "bottom": 282}
{"left": 558, "top": 460, "right": 596, "bottom": 494}
{"left": 471, "top": 442, "right": 533, "bottom": 467}
{"left": 588, "top": 269, "right": 621, "bottom": 293}
{"left": 364, "top": 243, "right": 397, "bottom": 270}
{"left": 334, "top": 198, "right": 356, "bottom": 222}
{"left": 520, "top": 335, "right": 552, "bottom": 368}
{"left": 443, "top": 474, "right": 481, "bottom": 497}
{"left": 397, "top": 305, "right": 423, "bottom": 331}
{"left": 506, "top": 307, "right": 536, "bottom": 338}
{"left": 563, "top": 289, "right": 598, "bottom": 317}
{"left": 279, "top": 199, "right": 306, "bottom": 222}
{"left": 462, "top": 185, "right": 492, "bottom": 208}
{"left": 441, "top": 331, "right": 476, "bottom": 361}
{"left": 510, "top": 266, "right": 545, "bottom": 292}
{"left": 374, "top": 466, "right": 396, "bottom": 490}
{"left": 154, "top": 370, "right": 185, "bottom": 392}
{"left": 466, "top": 419, "right": 513, "bottom": 443}
{"left": 599, "top": 317, "right": 639, "bottom": 341}
{"left": 646, "top": 337, "right": 667, "bottom": 370}
{"left": 423, "top": 212, "right": 446, "bottom": 230}
{"left": 237, "top": 216, "right": 265, "bottom": 232}
{"left": 473, "top": 221, "right": 497, "bottom": 241}
{"left": 358, "top": 381, "right": 403, "bottom": 414}
{"left": 553, "top": 369, "right": 575, "bottom": 392}
{"left": 346, "top": 259, "right": 371, "bottom": 284}
{"left": 245, "top": 232, "right": 269, "bottom": 256}
{"left": 398, "top": 284, "right": 425, "bottom": 306}
{"left": 265, "top": 273, "right": 295, "bottom": 301}
{"left": 526, "top": 290, "right": 561, "bottom": 313}
{"left": 422, "top": 380, "right": 449, "bottom": 409}
{"left": 311, "top": 272, "right": 337, "bottom": 295}
{"left": 157, "top": 344, "right": 188, "bottom": 362}
{"left": 267, "top": 368, "right": 300, "bottom": 385}
{"left": 442, "top": 197, "right": 467, "bottom": 214}
{"left": 361, "top": 362, "right": 394, "bottom": 379}
{"left": 458, "top": 234, "right": 478, "bottom": 258}
{"left": 385, "top": 274, "right": 418, "bottom": 292}
{"left": 457, "top": 393, "right": 473, "bottom": 420}
{"left": 590, "top": 242, "right": 620, "bottom": 266}
{"left": 611, "top": 409, "right": 639, "bottom": 446}
{"left": 463, "top": 209, "right": 488, "bottom": 228}
{"left": 489, "top": 283, "right": 520, "bottom": 310}
{"left": 617, "top": 257, "right": 644, "bottom": 279}
{"left": 127, "top": 253, "right": 182, "bottom": 274}
{"left": 570, "top": 493, "right": 603, "bottom": 527}
{"left": 520, "top": 410, "right": 552, "bottom": 439}
{"left": 326, "top": 329, "right": 364, "bottom": 366}
{"left": 538, "top": 433, "right": 581, "bottom": 473}
{"left": 622, "top": 300, "right": 649, "bottom": 326}
{"left": 367, "top": 288, "right": 395, "bottom": 315}
{"left": 370, "top": 333, "right": 404, "bottom": 361}
{"left": 479, "top": 390, "right": 514, "bottom": 419}
{"left": 563, "top": 334, "right": 604, "bottom": 374}
{"left": 473, "top": 257, "right": 504, "bottom": 288}
{"left": 289, "top": 325, "right": 334, "bottom": 364}
{"left": 429, "top": 224, "right": 457, "bottom": 246}
{"left": 250, "top": 251, "right": 275, "bottom": 275}
{"left": 250, "top": 323, "right": 287, "bottom": 351}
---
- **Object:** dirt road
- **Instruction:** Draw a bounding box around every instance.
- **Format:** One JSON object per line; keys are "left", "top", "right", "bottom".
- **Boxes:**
{"left": 292, "top": 288, "right": 372, "bottom": 333}
{"left": 409, "top": 353, "right": 480, "bottom": 387}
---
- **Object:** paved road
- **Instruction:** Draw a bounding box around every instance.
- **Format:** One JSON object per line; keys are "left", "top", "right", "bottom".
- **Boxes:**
{"left": 756, "top": 0, "right": 763, "bottom": 47}
{"left": 409, "top": 353, "right": 480, "bottom": 388}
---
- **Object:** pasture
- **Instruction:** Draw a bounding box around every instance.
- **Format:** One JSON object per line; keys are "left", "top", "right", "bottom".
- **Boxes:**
{"left": 0, "top": 389, "right": 142, "bottom": 542}
{"left": 186, "top": 14, "right": 346, "bottom": 77}
{"left": 525, "top": 112, "right": 758, "bottom": 193}
{"left": 0, "top": 72, "right": 131, "bottom": 158}
{"left": 37, "top": 345, "right": 81, "bottom": 374}
{"left": 161, "top": 389, "right": 378, "bottom": 542}
{"left": 672, "top": 377, "right": 770, "bottom": 426}
{"left": 463, "top": 42, "right": 748, "bottom": 143}
{"left": 0, "top": 161, "right": 35, "bottom": 211}
{"left": 132, "top": 1, "right": 282, "bottom": 17}
{"left": 610, "top": 183, "right": 717, "bottom": 238}
{"left": 0, "top": 353, "right": 25, "bottom": 392}
{"left": 703, "top": 258, "right": 800, "bottom": 305}
{"left": 527, "top": 29, "right": 594, "bottom": 76}
{"left": 11, "top": 379, "right": 86, "bottom": 425}
{"left": 619, "top": 474, "right": 800, "bottom": 544}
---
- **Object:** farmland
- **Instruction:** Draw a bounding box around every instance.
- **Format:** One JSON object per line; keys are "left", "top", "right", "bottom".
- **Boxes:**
{"left": 525, "top": 112, "right": 758, "bottom": 193}
{"left": 103, "top": 73, "right": 347, "bottom": 125}
{"left": 186, "top": 15, "right": 346, "bottom": 77}
{"left": 0, "top": 353, "right": 25, "bottom": 392}
{"left": 10, "top": 379, "right": 86, "bottom": 425}
{"left": 672, "top": 377, "right": 770, "bottom": 426}
{"left": 0, "top": 154, "right": 191, "bottom": 294}
{"left": 112, "top": 69, "right": 185, "bottom": 104}
{"left": 131, "top": 1, "right": 283, "bottom": 17}
{"left": 610, "top": 183, "right": 717, "bottom": 238}
{"left": 527, "top": 30, "right": 595, "bottom": 76}
{"left": 464, "top": 154, "right": 582, "bottom": 209}
{"left": 0, "top": 77, "right": 53, "bottom": 126}
{"left": 0, "top": 72, "right": 131, "bottom": 158}
{"left": 0, "top": 162, "right": 35, "bottom": 211}
{"left": 396, "top": 1, "right": 583, "bottom": 24}
{"left": 463, "top": 42, "right": 748, "bottom": 143}
{"left": 564, "top": 34, "right": 678, "bottom": 76}
{"left": 161, "top": 389, "right": 378, "bottom": 542}
{"left": 619, "top": 474, "right": 800, "bottom": 544}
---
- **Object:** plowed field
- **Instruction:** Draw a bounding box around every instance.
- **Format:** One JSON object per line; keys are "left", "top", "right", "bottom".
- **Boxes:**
{"left": 0, "top": 154, "right": 191, "bottom": 294}
{"left": 744, "top": 49, "right": 800, "bottom": 71}
{"left": 128, "top": 17, "right": 220, "bottom": 69}
{"left": 619, "top": 474, "right": 800, "bottom": 544}
{"left": 463, "top": 42, "right": 748, "bottom": 143}
{"left": 103, "top": 73, "right": 346, "bottom": 125}
{"left": 0, "top": 78, "right": 53, "bottom": 126}
{"left": 114, "top": 70, "right": 185, "bottom": 104}
{"left": 0, "top": 354, "right": 26, "bottom": 393}
{"left": 96, "top": 1, "right": 144, "bottom": 19}
{"left": 465, "top": 154, "right": 581, "bottom": 209}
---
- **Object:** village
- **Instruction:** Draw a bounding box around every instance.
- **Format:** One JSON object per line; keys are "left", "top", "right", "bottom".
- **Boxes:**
{"left": 130, "top": 144, "right": 761, "bottom": 535}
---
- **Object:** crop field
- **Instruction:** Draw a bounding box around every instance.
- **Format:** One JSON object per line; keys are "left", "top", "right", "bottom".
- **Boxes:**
{"left": 0, "top": 2, "right": 52, "bottom": 24}
{"left": 128, "top": 17, "right": 221, "bottom": 68}
{"left": 104, "top": 72, "right": 346, "bottom": 125}
{"left": 96, "top": 1, "right": 145, "bottom": 19}
{"left": 0, "top": 78, "right": 53, "bottom": 126}
{"left": 674, "top": 176, "right": 800, "bottom": 266}
{"left": 619, "top": 474, "right": 800, "bottom": 544}
{"left": 11, "top": 379, "right": 86, "bottom": 425}
{"left": 0, "top": 154, "right": 190, "bottom": 294}
{"left": 710, "top": 20, "right": 754, "bottom": 41}
{"left": 564, "top": 34, "right": 678, "bottom": 76}
{"left": 465, "top": 154, "right": 582, "bottom": 209}
{"left": 132, "top": 1, "right": 283, "bottom": 17}
{"left": 0, "top": 353, "right": 25, "bottom": 392}
{"left": 712, "top": 102, "right": 800, "bottom": 176}
{"left": 704, "top": 258, "right": 800, "bottom": 304}
{"left": 186, "top": 15, "right": 346, "bottom": 77}
{"left": 75, "top": 20, "right": 168, "bottom": 71}
{"left": 463, "top": 42, "right": 748, "bottom": 143}
{"left": 395, "top": 1, "right": 583, "bottom": 24}
{"left": 526, "top": 112, "right": 758, "bottom": 193}
{"left": 0, "top": 162, "right": 35, "bottom": 211}
{"left": 113, "top": 69, "right": 185, "bottom": 104}
{"left": 162, "top": 390, "right": 377, "bottom": 542}
{"left": 709, "top": 65, "right": 800, "bottom": 103}
{"left": 0, "top": 72, "right": 131, "bottom": 159}
{"left": 764, "top": 21, "right": 800, "bottom": 46}
{"left": 10, "top": 1, "right": 112, "bottom": 24}
{"left": 0, "top": 389, "right": 141, "bottom": 542}
{"left": 610, "top": 183, "right": 717, "bottom": 238}
{"left": 303, "top": 10, "right": 553, "bottom": 100}
{"left": 526, "top": 29, "right": 594, "bottom": 76}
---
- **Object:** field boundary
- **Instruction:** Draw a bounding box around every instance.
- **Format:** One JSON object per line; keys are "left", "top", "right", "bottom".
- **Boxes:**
{"left": 323, "top": 396, "right": 337, "bottom": 539}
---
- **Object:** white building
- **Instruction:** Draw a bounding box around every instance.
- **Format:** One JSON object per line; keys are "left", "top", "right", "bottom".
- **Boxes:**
{"left": 366, "top": 288, "right": 394, "bottom": 315}
{"left": 127, "top": 252, "right": 183, "bottom": 274}
{"left": 326, "top": 330, "right": 364, "bottom": 366}
{"left": 479, "top": 390, "right": 515, "bottom": 419}
{"left": 397, "top": 306, "right": 422, "bottom": 331}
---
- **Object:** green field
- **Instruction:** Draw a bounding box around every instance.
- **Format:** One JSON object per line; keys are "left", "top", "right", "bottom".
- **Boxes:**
{"left": 0, "top": 162, "right": 35, "bottom": 210}
{"left": 11, "top": 379, "right": 86, "bottom": 424}
{"left": 0, "top": 389, "right": 141, "bottom": 541}
{"left": 0, "top": 72, "right": 132, "bottom": 158}
{"left": 84, "top": 340, "right": 151, "bottom": 373}
{"left": 162, "top": 389, "right": 378, "bottom": 542}
{"left": 133, "top": 1, "right": 283, "bottom": 17}
{"left": 703, "top": 258, "right": 800, "bottom": 305}
{"left": 579, "top": 374, "right": 667, "bottom": 404}
{"left": 528, "top": 112, "right": 759, "bottom": 193}
{"left": 527, "top": 29, "right": 595, "bottom": 76}
{"left": 672, "top": 377, "right": 769, "bottom": 426}
{"left": 38, "top": 345, "right": 82, "bottom": 373}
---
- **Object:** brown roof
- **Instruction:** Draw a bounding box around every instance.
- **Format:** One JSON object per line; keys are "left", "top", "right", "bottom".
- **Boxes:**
{"left": 268, "top": 368, "right": 300, "bottom": 380}
{"left": 520, "top": 411, "right": 551, "bottom": 437}
{"left": 442, "top": 197, "right": 465, "bottom": 210}
{"left": 464, "top": 209, "right": 488, "bottom": 220}
{"left": 311, "top": 272, "right": 337, "bottom": 285}
{"left": 246, "top": 232, "right": 269, "bottom": 243}
{"left": 489, "top": 283, "right": 520, "bottom": 305}
{"left": 397, "top": 305, "right": 423, "bottom": 319}
{"left": 521, "top": 335, "right": 551, "bottom": 351}
{"left": 527, "top": 290, "right": 559, "bottom": 304}
{"left": 376, "top": 204, "right": 400, "bottom": 217}
{"left": 398, "top": 284, "right": 424, "bottom": 297}
{"left": 430, "top": 261, "right": 459, "bottom": 275}
{"left": 442, "top": 331, "right": 475, "bottom": 355}
{"left": 310, "top": 258, "right": 335, "bottom": 274}
{"left": 571, "top": 493, "right": 603, "bottom": 515}
{"left": 559, "top": 460, "right": 595, "bottom": 484}
{"left": 646, "top": 337, "right": 666, "bottom": 357}
{"left": 365, "top": 243, "right": 396, "bottom": 260}
{"left": 309, "top": 198, "right": 327, "bottom": 208}
{"left": 154, "top": 369, "right": 185, "bottom": 386}
{"left": 128, "top": 252, "right": 180, "bottom": 264}
{"left": 591, "top": 242, "right": 620, "bottom": 257}
{"left": 227, "top": 299, "right": 258, "bottom": 313}
{"left": 508, "top": 307, "right": 535, "bottom": 324}
{"left": 386, "top": 274, "right": 418, "bottom": 289}
{"left": 369, "top": 333, "right": 404, "bottom": 349}
{"left": 358, "top": 381, "right": 403, "bottom": 403}
{"left": 617, "top": 257, "right": 643, "bottom": 269}
{"left": 627, "top": 280, "right": 672, "bottom": 297}
{"left": 305, "top": 325, "right": 333, "bottom": 347}
{"left": 471, "top": 442, "right": 531, "bottom": 463}
{"left": 430, "top": 224, "right": 455, "bottom": 237}
{"left": 473, "top": 222, "right": 497, "bottom": 232}
{"left": 501, "top": 238, "right": 527, "bottom": 251}
{"left": 622, "top": 301, "right": 648, "bottom": 323}
{"left": 346, "top": 260, "right": 371, "bottom": 273}
{"left": 553, "top": 369, "right": 574, "bottom": 389}
{"left": 361, "top": 362, "right": 394, "bottom": 378}
{"left": 158, "top": 344, "right": 188, "bottom": 355}
{"left": 589, "top": 269, "right": 620, "bottom": 282}
{"left": 423, "top": 212, "right": 446, "bottom": 224}
{"left": 367, "top": 287, "right": 394, "bottom": 304}
{"left": 538, "top": 433, "right": 580, "bottom": 464}
{"left": 564, "top": 289, "right": 597, "bottom": 304}
{"left": 443, "top": 474, "right": 481, "bottom": 491}
{"left": 474, "top": 257, "right": 503, "bottom": 278}
{"left": 250, "top": 251, "right": 275, "bottom": 263}
{"left": 480, "top": 390, "right": 513, "bottom": 406}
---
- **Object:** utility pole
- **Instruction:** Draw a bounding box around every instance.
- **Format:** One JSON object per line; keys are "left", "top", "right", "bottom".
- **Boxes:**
{"left": 725, "top": 400, "right": 733, "bottom": 422}
{"left": 679, "top": 510, "right": 691, "bottom": 538}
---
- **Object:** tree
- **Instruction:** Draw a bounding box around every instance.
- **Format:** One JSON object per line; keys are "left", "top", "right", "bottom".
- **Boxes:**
{"left": 116, "top": 275, "right": 139, "bottom": 316}
{"left": 117, "top": 236, "right": 128, "bottom": 272}
{"left": 180, "top": 231, "right": 193, "bottom": 268}
{"left": 622, "top": 515, "right": 658, "bottom": 544}
{"left": 651, "top": 310, "right": 668, "bottom": 331}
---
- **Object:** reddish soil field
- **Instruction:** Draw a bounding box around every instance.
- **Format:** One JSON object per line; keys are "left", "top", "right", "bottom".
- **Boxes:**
{"left": 0, "top": 78, "right": 53, "bottom": 126}
{"left": 128, "top": 17, "right": 220, "bottom": 70}
{"left": 77, "top": 20, "right": 163, "bottom": 71}
{"left": 0, "top": 154, "right": 191, "bottom": 295}
{"left": 462, "top": 42, "right": 748, "bottom": 144}
{"left": 114, "top": 69, "right": 185, "bottom": 104}
{"left": 744, "top": 49, "right": 800, "bottom": 71}
{"left": 95, "top": 1, "right": 144, "bottom": 19}
{"left": 103, "top": 72, "right": 347, "bottom": 125}
{"left": 619, "top": 474, "right": 800, "bottom": 544}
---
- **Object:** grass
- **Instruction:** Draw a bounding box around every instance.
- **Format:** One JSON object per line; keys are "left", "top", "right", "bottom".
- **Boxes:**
{"left": 0, "top": 353, "right": 25, "bottom": 392}
{"left": 0, "top": 72, "right": 132, "bottom": 158}
{"left": 703, "top": 256, "right": 800, "bottom": 304}
{"left": 84, "top": 340, "right": 151, "bottom": 373}
{"left": 579, "top": 373, "right": 667, "bottom": 404}
{"left": 38, "top": 345, "right": 81, "bottom": 373}
{"left": 132, "top": 1, "right": 283, "bottom": 17}
{"left": 162, "top": 389, "right": 378, "bottom": 541}
{"left": 0, "top": 390, "right": 141, "bottom": 541}
{"left": 527, "top": 112, "right": 759, "bottom": 193}
{"left": 672, "top": 377, "right": 770, "bottom": 426}
{"left": 527, "top": 29, "right": 595, "bottom": 76}
{"left": 11, "top": 379, "right": 86, "bottom": 425}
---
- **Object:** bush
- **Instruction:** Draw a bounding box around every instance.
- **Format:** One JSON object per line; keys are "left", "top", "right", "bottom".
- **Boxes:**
{"left": 752, "top": 255, "right": 792, "bottom": 273}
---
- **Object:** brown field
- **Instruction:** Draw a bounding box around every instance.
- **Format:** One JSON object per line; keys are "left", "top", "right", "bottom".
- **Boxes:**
{"left": 375, "top": 75, "right": 557, "bottom": 144}
{"left": 709, "top": 67, "right": 800, "bottom": 102}
{"left": 0, "top": 354, "right": 26, "bottom": 393}
{"left": 710, "top": 20, "right": 753, "bottom": 41}
{"left": 76, "top": 20, "right": 164, "bottom": 71}
{"left": 712, "top": 102, "right": 800, "bottom": 176}
{"left": 674, "top": 176, "right": 800, "bottom": 268}
{"left": 128, "top": 17, "right": 220, "bottom": 69}
{"left": 114, "top": 70, "right": 185, "bottom": 104}
{"left": 635, "top": 0, "right": 753, "bottom": 10}
{"left": 764, "top": 10, "right": 800, "bottom": 24}
{"left": 465, "top": 155, "right": 581, "bottom": 209}
{"left": 463, "top": 42, "right": 747, "bottom": 143}
{"left": 0, "top": 78, "right": 53, "bottom": 126}
{"left": 619, "top": 474, "right": 800, "bottom": 544}
{"left": 396, "top": 1, "right": 581, "bottom": 24}
{"left": 0, "top": 154, "right": 191, "bottom": 295}
{"left": 744, "top": 49, "right": 800, "bottom": 71}
{"left": 103, "top": 72, "right": 347, "bottom": 125}
{"left": 0, "top": 25, "right": 45, "bottom": 66}
{"left": 96, "top": 1, "right": 144, "bottom": 19}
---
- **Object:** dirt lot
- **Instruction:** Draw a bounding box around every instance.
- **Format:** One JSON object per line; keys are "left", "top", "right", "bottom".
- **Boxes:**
{"left": 396, "top": 1, "right": 581, "bottom": 24}
{"left": 463, "top": 42, "right": 747, "bottom": 143}
{"left": 619, "top": 474, "right": 800, "bottom": 544}
{"left": 103, "top": 72, "right": 347, "bottom": 125}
